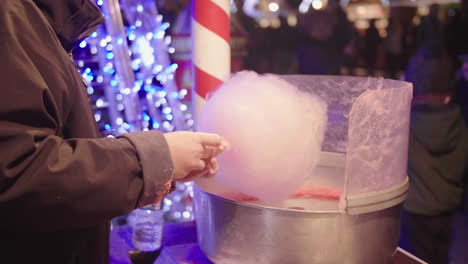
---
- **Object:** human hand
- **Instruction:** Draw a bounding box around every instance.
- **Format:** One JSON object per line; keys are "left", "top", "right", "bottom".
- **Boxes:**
{"left": 163, "top": 131, "right": 228, "bottom": 181}
{"left": 176, "top": 157, "right": 220, "bottom": 182}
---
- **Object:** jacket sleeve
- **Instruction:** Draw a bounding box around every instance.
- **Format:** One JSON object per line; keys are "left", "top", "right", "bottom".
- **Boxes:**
{"left": 0, "top": 1, "right": 174, "bottom": 231}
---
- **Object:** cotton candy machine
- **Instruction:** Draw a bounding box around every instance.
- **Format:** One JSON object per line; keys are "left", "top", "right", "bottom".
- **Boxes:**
{"left": 193, "top": 75, "right": 413, "bottom": 264}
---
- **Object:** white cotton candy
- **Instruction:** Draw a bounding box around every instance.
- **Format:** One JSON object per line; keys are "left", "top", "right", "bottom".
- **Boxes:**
{"left": 197, "top": 71, "right": 327, "bottom": 201}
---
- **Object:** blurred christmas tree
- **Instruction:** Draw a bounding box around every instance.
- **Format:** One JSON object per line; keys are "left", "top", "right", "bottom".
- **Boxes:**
{"left": 73, "top": 0, "right": 195, "bottom": 222}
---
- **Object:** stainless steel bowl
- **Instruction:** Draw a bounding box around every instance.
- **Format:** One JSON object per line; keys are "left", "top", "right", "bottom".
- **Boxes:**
{"left": 194, "top": 184, "right": 402, "bottom": 264}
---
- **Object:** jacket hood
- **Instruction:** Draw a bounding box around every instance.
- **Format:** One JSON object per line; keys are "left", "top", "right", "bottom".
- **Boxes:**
{"left": 33, "top": 0, "right": 104, "bottom": 52}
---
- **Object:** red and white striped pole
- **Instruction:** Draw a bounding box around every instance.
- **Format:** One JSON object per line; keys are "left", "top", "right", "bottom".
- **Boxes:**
{"left": 191, "top": 0, "right": 231, "bottom": 120}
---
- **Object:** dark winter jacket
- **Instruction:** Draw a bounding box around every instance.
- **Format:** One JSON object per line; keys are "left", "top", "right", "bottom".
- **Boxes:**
{"left": 405, "top": 105, "right": 468, "bottom": 215}
{"left": 0, "top": 0, "right": 174, "bottom": 263}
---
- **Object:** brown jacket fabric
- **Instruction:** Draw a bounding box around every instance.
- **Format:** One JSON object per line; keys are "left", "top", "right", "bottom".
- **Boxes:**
{"left": 0, "top": 0, "right": 174, "bottom": 263}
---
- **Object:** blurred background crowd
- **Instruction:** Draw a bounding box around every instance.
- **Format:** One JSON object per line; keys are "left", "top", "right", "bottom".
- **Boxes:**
{"left": 162, "top": 0, "right": 468, "bottom": 121}
{"left": 158, "top": 0, "right": 468, "bottom": 262}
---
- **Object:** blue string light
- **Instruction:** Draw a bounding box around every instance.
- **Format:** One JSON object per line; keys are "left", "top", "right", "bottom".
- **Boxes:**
{"left": 79, "top": 41, "right": 87, "bottom": 48}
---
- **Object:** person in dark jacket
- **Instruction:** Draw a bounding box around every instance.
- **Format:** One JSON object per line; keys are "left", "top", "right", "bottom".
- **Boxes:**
{"left": 364, "top": 19, "right": 381, "bottom": 76}
{"left": 296, "top": 0, "right": 353, "bottom": 75}
{"left": 399, "top": 13, "right": 468, "bottom": 263}
{"left": 0, "top": 0, "right": 227, "bottom": 263}
{"left": 447, "top": 0, "right": 468, "bottom": 67}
